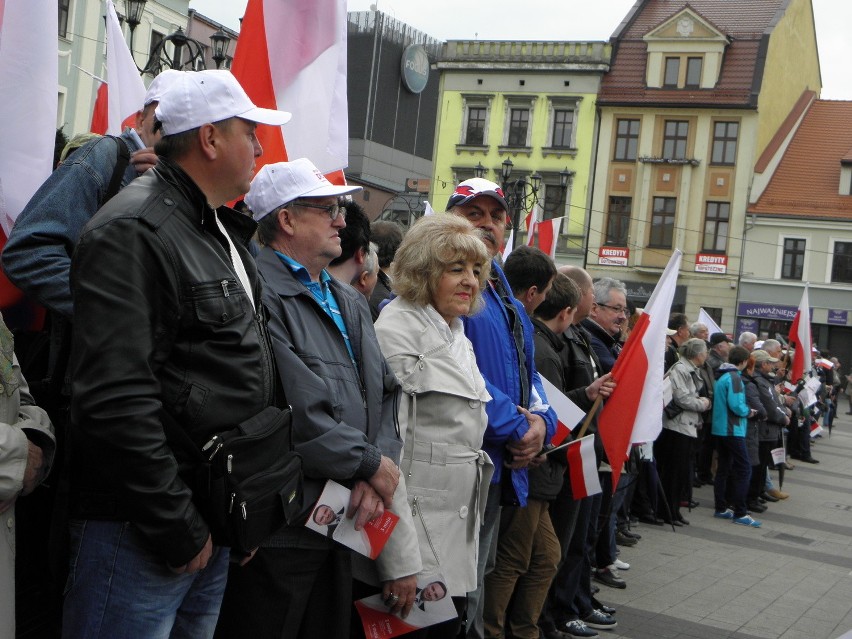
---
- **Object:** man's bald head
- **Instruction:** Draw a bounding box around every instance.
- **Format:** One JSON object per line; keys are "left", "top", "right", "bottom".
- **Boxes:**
{"left": 558, "top": 265, "right": 594, "bottom": 322}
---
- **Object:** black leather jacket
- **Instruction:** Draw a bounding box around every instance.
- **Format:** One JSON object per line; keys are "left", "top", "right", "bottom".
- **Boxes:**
{"left": 68, "top": 159, "right": 276, "bottom": 566}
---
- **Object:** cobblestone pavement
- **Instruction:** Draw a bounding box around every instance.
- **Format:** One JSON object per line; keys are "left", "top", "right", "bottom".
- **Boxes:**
{"left": 593, "top": 411, "right": 852, "bottom": 639}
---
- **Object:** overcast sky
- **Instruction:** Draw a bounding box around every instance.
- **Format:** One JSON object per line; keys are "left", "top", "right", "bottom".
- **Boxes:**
{"left": 188, "top": 0, "right": 851, "bottom": 100}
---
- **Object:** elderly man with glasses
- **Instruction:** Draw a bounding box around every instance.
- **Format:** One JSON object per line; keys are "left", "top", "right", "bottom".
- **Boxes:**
{"left": 215, "top": 158, "right": 421, "bottom": 639}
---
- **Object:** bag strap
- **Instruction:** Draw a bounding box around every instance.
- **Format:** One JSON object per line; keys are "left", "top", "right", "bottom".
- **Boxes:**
{"left": 101, "top": 135, "right": 132, "bottom": 207}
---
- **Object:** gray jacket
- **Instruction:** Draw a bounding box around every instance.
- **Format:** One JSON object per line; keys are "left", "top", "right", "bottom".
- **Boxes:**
{"left": 257, "top": 248, "right": 420, "bottom": 580}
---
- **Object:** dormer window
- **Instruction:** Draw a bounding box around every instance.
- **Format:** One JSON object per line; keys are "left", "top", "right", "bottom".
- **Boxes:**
{"left": 643, "top": 9, "right": 729, "bottom": 90}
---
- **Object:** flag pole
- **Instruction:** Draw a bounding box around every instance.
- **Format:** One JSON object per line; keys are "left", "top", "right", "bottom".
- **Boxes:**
{"left": 575, "top": 396, "right": 603, "bottom": 440}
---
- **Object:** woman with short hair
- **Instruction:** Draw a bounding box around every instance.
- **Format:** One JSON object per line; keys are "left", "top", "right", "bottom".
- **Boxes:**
{"left": 656, "top": 338, "right": 711, "bottom": 526}
{"left": 374, "top": 214, "right": 494, "bottom": 638}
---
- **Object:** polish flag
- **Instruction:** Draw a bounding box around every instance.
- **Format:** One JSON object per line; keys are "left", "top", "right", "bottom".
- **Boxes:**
{"left": 597, "top": 250, "right": 682, "bottom": 488}
{"left": 231, "top": 0, "right": 348, "bottom": 178}
{"left": 90, "top": 82, "right": 109, "bottom": 134}
{"left": 0, "top": 0, "right": 58, "bottom": 235}
{"left": 501, "top": 229, "right": 514, "bottom": 263}
{"left": 539, "top": 375, "right": 585, "bottom": 447}
{"left": 525, "top": 208, "right": 538, "bottom": 247}
{"left": 809, "top": 419, "right": 823, "bottom": 438}
{"left": 535, "top": 217, "right": 562, "bottom": 259}
{"left": 698, "top": 307, "right": 723, "bottom": 336}
{"left": 566, "top": 435, "right": 602, "bottom": 500}
{"left": 787, "top": 284, "right": 812, "bottom": 383}
{"left": 101, "top": 0, "right": 146, "bottom": 134}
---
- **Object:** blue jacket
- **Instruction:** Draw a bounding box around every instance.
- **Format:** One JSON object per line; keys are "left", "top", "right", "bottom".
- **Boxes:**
{"left": 462, "top": 260, "right": 557, "bottom": 506}
{"left": 711, "top": 365, "right": 749, "bottom": 437}
{"left": 2, "top": 130, "right": 142, "bottom": 318}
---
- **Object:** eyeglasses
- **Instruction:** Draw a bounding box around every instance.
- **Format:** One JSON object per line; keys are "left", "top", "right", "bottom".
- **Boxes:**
{"left": 293, "top": 201, "right": 346, "bottom": 222}
{"left": 596, "top": 302, "right": 628, "bottom": 315}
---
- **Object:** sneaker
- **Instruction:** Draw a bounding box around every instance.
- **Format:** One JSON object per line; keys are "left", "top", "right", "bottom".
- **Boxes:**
{"left": 611, "top": 558, "right": 630, "bottom": 570}
{"left": 582, "top": 609, "right": 618, "bottom": 630}
{"left": 714, "top": 508, "right": 735, "bottom": 519}
{"left": 733, "top": 514, "right": 762, "bottom": 528}
{"left": 593, "top": 567, "right": 626, "bottom": 589}
{"left": 562, "top": 619, "right": 599, "bottom": 637}
{"left": 591, "top": 596, "right": 616, "bottom": 615}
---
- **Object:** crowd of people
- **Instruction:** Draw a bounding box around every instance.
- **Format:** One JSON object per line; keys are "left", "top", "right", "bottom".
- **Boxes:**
{"left": 1, "top": 68, "right": 849, "bottom": 639}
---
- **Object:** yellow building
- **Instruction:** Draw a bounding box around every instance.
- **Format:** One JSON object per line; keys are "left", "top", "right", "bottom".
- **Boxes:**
{"left": 587, "top": 0, "right": 821, "bottom": 329}
{"left": 431, "top": 40, "right": 610, "bottom": 265}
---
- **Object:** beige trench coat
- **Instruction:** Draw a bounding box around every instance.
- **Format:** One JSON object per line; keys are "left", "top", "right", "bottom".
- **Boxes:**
{"left": 375, "top": 298, "right": 493, "bottom": 596}
{"left": 0, "top": 338, "right": 55, "bottom": 638}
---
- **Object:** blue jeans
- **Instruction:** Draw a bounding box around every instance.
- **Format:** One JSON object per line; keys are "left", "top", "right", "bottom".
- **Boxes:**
{"left": 714, "top": 437, "right": 751, "bottom": 518}
{"left": 466, "top": 482, "right": 502, "bottom": 639}
{"left": 62, "top": 520, "right": 229, "bottom": 639}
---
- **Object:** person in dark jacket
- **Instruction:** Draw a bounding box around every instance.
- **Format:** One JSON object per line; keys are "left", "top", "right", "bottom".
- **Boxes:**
{"left": 540, "top": 267, "right": 617, "bottom": 639}
{"left": 62, "top": 70, "right": 291, "bottom": 639}
{"left": 368, "top": 220, "right": 404, "bottom": 320}
{"left": 216, "top": 158, "right": 421, "bottom": 639}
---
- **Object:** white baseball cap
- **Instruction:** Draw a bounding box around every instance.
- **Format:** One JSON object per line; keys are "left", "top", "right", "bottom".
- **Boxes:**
{"left": 143, "top": 69, "right": 184, "bottom": 106}
{"left": 246, "top": 159, "right": 362, "bottom": 221}
{"left": 155, "top": 70, "right": 292, "bottom": 136}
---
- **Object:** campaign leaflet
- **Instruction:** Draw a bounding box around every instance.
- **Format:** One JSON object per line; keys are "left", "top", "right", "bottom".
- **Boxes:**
{"left": 305, "top": 480, "right": 399, "bottom": 559}
{"left": 355, "top": 573, "right": 457, "bottom": 638}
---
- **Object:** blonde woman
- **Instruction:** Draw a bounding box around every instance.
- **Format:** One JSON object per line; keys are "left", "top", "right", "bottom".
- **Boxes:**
{"left": 375, "top": 215, "right": 493, "bottom": 638}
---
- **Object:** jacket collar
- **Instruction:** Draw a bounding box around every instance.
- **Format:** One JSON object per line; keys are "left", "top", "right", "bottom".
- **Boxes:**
{"left": 531, "top": 317, "right": 564, "bottom": 353}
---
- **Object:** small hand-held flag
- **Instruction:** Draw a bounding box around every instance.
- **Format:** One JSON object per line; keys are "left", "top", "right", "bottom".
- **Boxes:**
{"left": 566, "top": 435, "right": 602, "bottom": 499}
{"left": 538, "top": 376, "right": 585, "bottom": 447}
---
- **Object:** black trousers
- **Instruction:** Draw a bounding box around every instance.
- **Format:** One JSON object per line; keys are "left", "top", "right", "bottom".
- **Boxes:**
{"left": 215, "top": 544, "right": 353, "bottom": 639}
{"left": 655, "top": 429, "right": 693, "bottom": 522}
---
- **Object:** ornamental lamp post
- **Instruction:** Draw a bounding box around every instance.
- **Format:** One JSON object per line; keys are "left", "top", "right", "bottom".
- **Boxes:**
{"left": 210, "top": 28, "right": 231, "bottom": 69}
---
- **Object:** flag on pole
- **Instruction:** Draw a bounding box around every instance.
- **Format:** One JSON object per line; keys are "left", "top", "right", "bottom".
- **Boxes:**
{"left": 501, "top": 229, "right": 514, "bottom": 263}
{"left": 90, "top": 81, "right": 109, "bottom": 134}
{"left": 597, "top": 250, "right": 683, "bottom": 489}
{"left": 539, "top": 375, "right": 585, "bottom": 447}
{"left": 788, "top": 284, "right": 812, "bottom": 383}
{"left": 423, "top": 201, "right": 435, "bottom": 217}
{"left": 566, "top": 435, "right": 601, "bottom": 500}
{"left": 0, "top": 0, "right": 58, "bottom": 236}
{"left": 698, "top": 307, "right": 723, "bottom": 336}
{"left": 103, "top": 0, "right": 146, "bottom": 135}
{"left": 231, "top": 0, "right": 348, "bottom": 177}
{"left": 525, "top": 208, "right": 537, "bottom": 247}
{"left": 535, "top": 217, "right": 562, "bottom": 259}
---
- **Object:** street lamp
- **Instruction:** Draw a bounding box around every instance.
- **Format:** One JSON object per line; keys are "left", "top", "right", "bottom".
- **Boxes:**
{"left": 473, "top": 162, "right": 486, "bottom": 179}
{"left": 500, "top": 159, "right": 573, "bottom": 249}
{"left": 210, "top": 28, "right": 231, "bottom": 69}
{"left": 143, "top": 27, "right": 207, "bottom": 76}
{"left": 124, "top": 0, "right": 147, "bottom": 66}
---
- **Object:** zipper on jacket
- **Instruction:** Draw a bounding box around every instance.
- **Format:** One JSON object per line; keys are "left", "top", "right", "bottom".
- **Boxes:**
{"left": 221, "top": 280, "right": 230, "bottom": 297}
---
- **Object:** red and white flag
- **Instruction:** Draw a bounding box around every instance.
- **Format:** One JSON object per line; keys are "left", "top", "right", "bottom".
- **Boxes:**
{"left": 101, "top": 0, "right": 146, "bottom": 135}
{"left": 539, "top": 375, "right": 585, "bottom": 447}
{"left": 525, "top": 208, "right": 537, "bottom": 247}
{"left": 0, "top": 0, "right": 58, "bottom": 236}
{"left": 597, "top": 250, "right": 682, "bottom": 488}
{"left": 535, "top": 217, "right": 562, "bottom": 259}
{"left": 231, "top": 0, "right": 348, "bottom": 178}
{"left": 501, "top": 229, "right": 515, "bottom": 263}
{"left": 566, "top": 435, "right": 601, "bottom": 500}
{"left": 788, "top": 284, "right": 812, "bottom": 382}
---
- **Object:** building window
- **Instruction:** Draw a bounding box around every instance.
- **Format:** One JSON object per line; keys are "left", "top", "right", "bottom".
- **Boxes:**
{"left": 149, "top": 30, "right": 164, "bottom": 61}
{"left": 508, "top": 108, "right": 530, "bottom": 147}
{"left": 781, "top": 238, "right": 806, "bottom": 280}
{"left": 466, "top": 106, "right": 486, "bottom": 145}
{"left": 711, "top": 121, "right": 739, "bottom": 165}
{"left": 663, "top": 120, "right": 688, "bottom": 159}
{"left": 605, "top": 197, "right": 631, "bottom": 246}
{"left": 650, "top": 197, "right": 676, "bottom": 247}
{"left": 552, "top": 109, "right": 574, "bottom": 148}
{"left": 702, "top": 202, "right": 729, "bottom": 253}
{"left": 59, "top": 0, "right": 71, "bottom": 38}
{"left": 664, "top": 57, "right": 680, "bottom": 87}
{"left": 614, "top": 119, "right": 640, "bottom": 161}
{"left": 541, "top": 183, "right": 569, "bottom": 222}
{"left": 831, "top": 241, "right": 852, "bottom": 283}
{"left": 685, "top": 57, "right": 702, "bottom": 88}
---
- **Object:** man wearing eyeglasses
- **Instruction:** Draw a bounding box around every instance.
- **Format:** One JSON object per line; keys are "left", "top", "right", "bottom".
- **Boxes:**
{"left": 215, "top": 159, "right": 421, "bottom": 639}
{"left": 580, "top": 278, "right": 632, "bottom": 592}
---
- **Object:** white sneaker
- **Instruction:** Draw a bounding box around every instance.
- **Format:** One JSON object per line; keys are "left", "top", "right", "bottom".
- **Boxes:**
{"left": 611, "top": 558, "right": 630, "bottom": 570}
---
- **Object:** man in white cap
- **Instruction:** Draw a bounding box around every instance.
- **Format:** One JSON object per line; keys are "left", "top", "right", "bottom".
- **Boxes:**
{"left": 0, "top": 69, "right": 186, "bottom": 632}
{"left": 214, "top": 159, "right": 420, "bottom": 639}
{"left": 61, "top": 70, "right": 291, "bottom": 639}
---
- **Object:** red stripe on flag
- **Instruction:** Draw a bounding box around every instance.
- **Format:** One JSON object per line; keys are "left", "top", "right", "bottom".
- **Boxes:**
{"left": 597, "top": 312, "right": 651, "bottom": 490}
{"left": 552, "top": 421, "right": 570, "bottom": 447}
{"left": 566, "top": 440, "right": 588, "bottom": 500}
{"left": 90, "top": 82, "right": 108, "bottom": 135}
{"left": 231, "top": 0, "right": 287, "bottom": 175}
